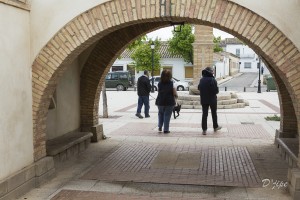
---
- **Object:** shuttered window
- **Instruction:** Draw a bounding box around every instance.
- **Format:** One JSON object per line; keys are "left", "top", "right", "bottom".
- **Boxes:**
{"left": 185, "top": 67, "right": 193, "bottom": 78}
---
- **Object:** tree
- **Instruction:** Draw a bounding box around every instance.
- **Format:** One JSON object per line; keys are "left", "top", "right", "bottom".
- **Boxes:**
{"left": 213, "top": 36, "right": 223, "bottom": 52}
{"left": 102, "top": 82, "right": 108, "bottom": 118}
{"left": 127, "top": 35, "right": 147, "bottom": 50}
{"left": 131, "top": 39, "right": 161, "bottom": 72}
{"left": 168, "top": 24, "right": 195, "bottom": 64}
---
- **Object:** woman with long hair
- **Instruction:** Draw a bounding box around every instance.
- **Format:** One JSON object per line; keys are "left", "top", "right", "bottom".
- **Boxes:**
{"left": 155, "top": 70, "right": 178, "bottom": 133}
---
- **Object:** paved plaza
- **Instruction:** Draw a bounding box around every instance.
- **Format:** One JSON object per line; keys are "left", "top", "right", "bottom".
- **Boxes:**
{"left": 19, "top": 90, "right": 292, "bottom": 200}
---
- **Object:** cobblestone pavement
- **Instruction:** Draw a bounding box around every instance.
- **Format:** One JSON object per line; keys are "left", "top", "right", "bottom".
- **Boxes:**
{"left": 19, "top": 92, "right": 292, "bottom": 200}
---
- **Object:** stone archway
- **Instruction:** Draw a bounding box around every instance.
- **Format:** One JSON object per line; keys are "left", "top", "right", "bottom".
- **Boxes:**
{"left": 32, "top": 0, "right": 300, "bottom": 172}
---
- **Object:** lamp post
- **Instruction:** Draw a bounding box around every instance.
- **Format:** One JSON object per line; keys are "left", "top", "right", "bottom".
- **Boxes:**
{"left": 257, "top": 56, "right": 261, "bottom": 93}
{"left": 150, "top": 41, "right": 155, "bottom": 93}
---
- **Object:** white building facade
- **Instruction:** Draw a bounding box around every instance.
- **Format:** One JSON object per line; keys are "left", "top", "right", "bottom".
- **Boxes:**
{"left": 111, "top": 42, "right": 238, "bottom": 82}
{"left": 111, "top": 42, "right": 194, "bottom": 83}
{"left": 221, "top": 38, "right": 268, "bottom": 74}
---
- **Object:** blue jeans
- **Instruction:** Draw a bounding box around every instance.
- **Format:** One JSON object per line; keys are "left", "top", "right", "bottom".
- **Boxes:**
{"left": 157, "top": 106, "right": 174, "bottom": 131}
{"left": 136, "top": 96, "right": 150, "bottom": 115}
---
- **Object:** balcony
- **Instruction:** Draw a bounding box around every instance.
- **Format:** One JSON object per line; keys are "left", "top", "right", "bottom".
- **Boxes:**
{"left": 239, "top": 54, "right": 255, "bottom": 58}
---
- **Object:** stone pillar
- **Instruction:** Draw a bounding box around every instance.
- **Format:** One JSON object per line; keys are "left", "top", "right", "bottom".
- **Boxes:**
{"left": 192, "top": 25, "right": 214, "bottom": 85}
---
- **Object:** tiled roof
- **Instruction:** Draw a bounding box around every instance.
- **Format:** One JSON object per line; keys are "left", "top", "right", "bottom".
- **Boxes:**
{"left": 120, "top": 42, "right": 182, "bottom": 59}
{"left": 220, "top": 37, "right": 243, "bottom": 47}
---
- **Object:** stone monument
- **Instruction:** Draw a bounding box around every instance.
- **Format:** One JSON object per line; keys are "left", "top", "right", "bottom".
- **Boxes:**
{"left": 180, "top": 25, "right": 248, "bottom": 109}
{"left": 189, "top": 25, "right": 214, "bottom": 94}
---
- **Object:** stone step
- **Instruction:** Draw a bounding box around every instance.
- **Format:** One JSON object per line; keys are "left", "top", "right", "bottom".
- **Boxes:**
{"left": 178, "top": 93, "right": 233, "bottom": 101}
{"left": 182, "top": 103, "right": 246, "bottom": 109}
{"left": 179, "top": 98, "right": 247, "bottom": 105}
{"left": 177, "top": 91, "right": 248, "bottom": 109}
{"left": 217, "top": 99, "right": 238, "bottom": 105}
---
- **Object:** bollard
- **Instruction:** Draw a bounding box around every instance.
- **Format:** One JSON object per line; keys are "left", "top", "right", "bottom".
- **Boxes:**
{"left": 244, "top": 87, "right": 246, "bottom": 92}
{"left": 225, "top": 87, "right": 227, "bottom": 91}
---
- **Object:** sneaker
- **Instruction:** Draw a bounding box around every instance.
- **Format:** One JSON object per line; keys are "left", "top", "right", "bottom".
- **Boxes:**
{"left": 145, "top": 114, "right": 150, "bottom": 118}
{"left": 214, "top": 126, "right": 222, "bottom": 132}
{"left": 135, "top": 113, "right": 143, "bottom": 119}
{"left": 158, "top": 127, "right": 162, "bottom": 132}
{"left": 164, "top": 131, "right": 170, "bottom": 134}
{"left": 202, "top": 131, "right": 207, "bottom": 135}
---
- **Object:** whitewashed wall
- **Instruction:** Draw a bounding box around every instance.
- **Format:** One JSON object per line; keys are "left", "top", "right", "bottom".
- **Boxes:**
{"left": 0, "top": 4, "right": 33, "bottom": 180}
{"left": 113, "top": 57, "right": 192, "bottom": 82}
{"left": 46, "top": 59, "right": 81, "bottom": 140}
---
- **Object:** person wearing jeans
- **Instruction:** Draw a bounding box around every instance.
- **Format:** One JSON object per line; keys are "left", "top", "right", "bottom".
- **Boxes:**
{"left": 198, "top": 66, "right": 222, "bottom": 135}
{"left": 155, "top": 70, "right": 177, "bottom": 133}
{"left": 157, "top": 106, "right": 174, "bottom": 133}
{"left": 136, "top": 70, "right": 151, "bottom": 119}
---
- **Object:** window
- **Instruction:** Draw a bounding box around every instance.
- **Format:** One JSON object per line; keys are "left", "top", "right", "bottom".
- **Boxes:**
{"left": 105, "top": 74, "right": 111, "bottom": 80}
{"left": 162, "top": 66, "right": 172, "bottom": 73}
{"left": 112, "top": 66, "right": 123, "bottom": 71}
{"left": 185, "top": 67, "right": 193, "bottom": 78}
{"left": 155, "top": 77, "right": 161, "bottom": 82}
{"left": 236, "top": 49, "right": 240, "bottom": 57}
{"left": 119, "top": 73, "right": 128, "bottom": 79}
{"left": 153, "top": 69, "right": 160, "bottom": 76}
{"left": 244, "top": 62, "right": 252, "bottom": 69}
{"left": 111, "top": 73, "right": 119, "bottom": 80}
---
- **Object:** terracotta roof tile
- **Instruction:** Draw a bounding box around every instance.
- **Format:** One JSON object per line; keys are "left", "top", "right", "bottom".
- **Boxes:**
{"left": 120, "top": 42, "right": 182, "bottom": 59}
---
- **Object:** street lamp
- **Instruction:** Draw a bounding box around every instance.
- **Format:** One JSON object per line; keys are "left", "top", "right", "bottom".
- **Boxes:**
{"left": 150, "top": 41, "right": 155, "bottom": 93}
{"left": 257, "top": 56, "right": 261, "bottom": 93}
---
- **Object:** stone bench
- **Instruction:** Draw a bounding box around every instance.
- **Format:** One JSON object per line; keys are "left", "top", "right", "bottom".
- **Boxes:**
{"left": 275, "top": 137, "right": 299, "bottom": 168}
{"left": 46, "top": 131, "right": 93, "bottom": 163}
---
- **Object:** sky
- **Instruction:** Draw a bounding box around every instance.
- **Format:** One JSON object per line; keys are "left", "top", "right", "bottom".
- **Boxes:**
{"left": 146, "top": 26, "right": 234, "bottom": 41}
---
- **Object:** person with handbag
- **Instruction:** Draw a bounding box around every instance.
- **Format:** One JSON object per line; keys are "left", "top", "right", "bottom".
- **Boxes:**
{"left": 155, "top": 69, "right": 178, "bottom": 133}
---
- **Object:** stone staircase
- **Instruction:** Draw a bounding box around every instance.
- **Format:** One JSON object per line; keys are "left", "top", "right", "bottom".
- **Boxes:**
{"left": 177, "top": 91, "right": 249, "bottom": 109}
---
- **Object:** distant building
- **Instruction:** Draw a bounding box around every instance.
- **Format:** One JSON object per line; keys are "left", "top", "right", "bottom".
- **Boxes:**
{"left": 214, "top": 52, "right": 239, "bottom": 79}
{"left": 112, "top": 42, "right": 193, "bottom": 82}
{"left": 112, "top": 42, "right": 238, "bottom": 82}
{"left": 220, "top": 38, "right": 268, "bottom": 74}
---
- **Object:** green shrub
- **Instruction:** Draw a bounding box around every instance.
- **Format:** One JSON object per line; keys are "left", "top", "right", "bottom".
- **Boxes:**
{"left": 265, "top": 115, "right": 280, "bottom": 121}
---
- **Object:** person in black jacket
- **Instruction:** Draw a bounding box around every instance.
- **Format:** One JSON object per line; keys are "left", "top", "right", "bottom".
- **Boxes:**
{"left": 198, "top": 67, "right": 222, "bottom": 135}
{"left": 136, "top": 70, "right": 151, "bottom": 118}
{"left": 155, "top": 70, "right": 178, "bottom": 133}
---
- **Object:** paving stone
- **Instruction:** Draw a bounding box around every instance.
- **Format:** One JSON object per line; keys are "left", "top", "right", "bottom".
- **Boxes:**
{"left": 81, "top": 143, "right": 261, "bottom": 187}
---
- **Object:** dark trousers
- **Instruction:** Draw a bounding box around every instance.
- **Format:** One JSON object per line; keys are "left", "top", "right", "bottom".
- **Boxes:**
{"left": 157, "top": 105, "right": 174, "bottom": 132}
{"left": 201, "top": 103, "right": 218, "bottom": 131}
{"left": 137, "top": 96, "right": 150, "bottom": 115}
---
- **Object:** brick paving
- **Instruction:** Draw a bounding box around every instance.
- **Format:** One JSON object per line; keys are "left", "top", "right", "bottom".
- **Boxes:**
{"left": 19, "top": 92, "right": 292, "bottom": 200}
{"left": 81, "top": 142, "right": 261, "bottom": 187}
{"left": 51, "top": 190, "right": 222, "bottom": 200}
{"left": 108, "top": 122, "right": 272, "bottom": 139}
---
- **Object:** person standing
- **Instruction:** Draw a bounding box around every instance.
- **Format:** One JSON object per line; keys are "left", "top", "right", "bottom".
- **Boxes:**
{"left": 155, "top": 70, "right": 178, "bottom": 133}
{"left": 136, "top": 70, "right": 151, "bottom": 119}
{"left": 198, "top": 66, "right": 222, "bottom": 135}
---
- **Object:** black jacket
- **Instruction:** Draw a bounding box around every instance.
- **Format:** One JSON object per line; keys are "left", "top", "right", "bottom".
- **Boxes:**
{"left": 198, "top": 69, "right": 219, "bottom": 105}
{"left": 137, "top": 75, "right": 151, "bottom": 96}
{"left": 156, "top": 81, "right": 176, "bottom": 106}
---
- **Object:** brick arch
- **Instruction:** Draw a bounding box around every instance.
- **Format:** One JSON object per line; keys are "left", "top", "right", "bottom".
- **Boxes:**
{"left": 80, "top": 22, "right": 170, "bottom": 127}
{"left": 32, "top": 0, "right": 300, "bottom": 161}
